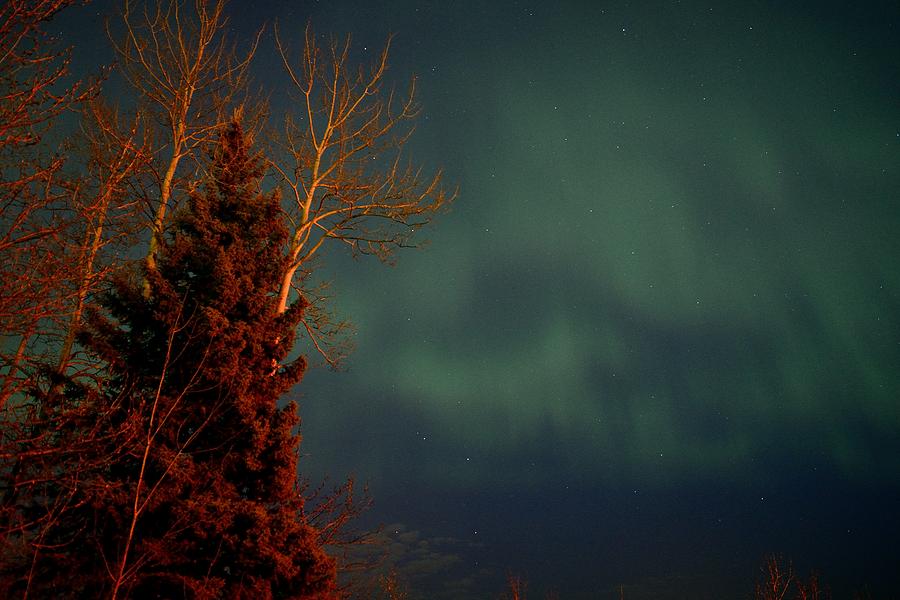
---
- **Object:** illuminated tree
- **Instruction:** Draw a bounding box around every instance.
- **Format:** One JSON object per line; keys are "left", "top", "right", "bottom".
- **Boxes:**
{"left": 0, "top": 0, "right": 95, "bottom": 404}
{"left": 0, "top": 2, "right": 147, "bottom": 399}
{"left": 756, "top": 555, "right": 830, "bottom": 600}
{"left": 272, "top": 25, "right": 453, "bottom": 365}
{"left": 110, "top": 0, "right": 259, "bottom": 287}
{"left": 1, "top": 6, "right": 148, "bottom": 571}
{"left": 1, "top": 1, "right": 450, "bottom": 596}
{"left": 3, "top": 122, "right": 338, "bottom": 599}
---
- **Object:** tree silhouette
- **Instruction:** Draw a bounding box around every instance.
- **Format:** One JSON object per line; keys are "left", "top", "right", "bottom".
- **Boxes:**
{"left": 0, "top": 0, "right": 100, "bottom": 406}
{"left": 271, "top": 25, "right": 453, "bottom": 366}
{"left": 3, "top": 122, "right": 339, "bottom": 599}
{"left": 756, "top": 555, "right": 830, "bottom": 600}
{"left": 110, "top": 0, "right": 259, "bottom": 290}
{"left": 1, "top": 2, "right": 449, "bottom": 596}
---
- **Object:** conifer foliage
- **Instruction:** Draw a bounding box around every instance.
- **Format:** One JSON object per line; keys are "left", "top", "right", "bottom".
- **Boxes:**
{"left": 7, "top": 122, "right": 338, "bottom": 598}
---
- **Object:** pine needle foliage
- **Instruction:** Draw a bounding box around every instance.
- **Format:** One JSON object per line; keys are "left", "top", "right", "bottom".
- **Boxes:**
{"left": 8, "top": 122, "right": 338, "bottom": 599}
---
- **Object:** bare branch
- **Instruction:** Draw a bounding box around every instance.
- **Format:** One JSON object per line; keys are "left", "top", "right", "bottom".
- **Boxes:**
{"left": 270, "top": 25, "right": 454, "bottom": 364}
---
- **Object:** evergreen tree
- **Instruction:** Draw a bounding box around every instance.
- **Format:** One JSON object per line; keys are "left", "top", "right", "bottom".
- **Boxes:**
{"left": 10, "top": 122, "right": 337, "bottom": 599}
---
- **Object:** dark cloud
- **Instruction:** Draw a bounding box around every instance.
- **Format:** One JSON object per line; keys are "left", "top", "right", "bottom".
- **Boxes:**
{"left": 349, "top": 523, "right": 485, "bottom": 600}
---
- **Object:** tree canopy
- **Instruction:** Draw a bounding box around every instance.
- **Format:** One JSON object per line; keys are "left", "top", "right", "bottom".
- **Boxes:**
{"left": 3, "top": 123, "right": 339, "bottom": 599}
{"left": 0, "top": 1, "right": 449, "bottom": 596}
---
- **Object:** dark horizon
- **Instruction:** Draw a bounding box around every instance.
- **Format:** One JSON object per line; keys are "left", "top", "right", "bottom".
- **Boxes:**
{"left": 53, "top": 0, "right": 900, "bottom": 597}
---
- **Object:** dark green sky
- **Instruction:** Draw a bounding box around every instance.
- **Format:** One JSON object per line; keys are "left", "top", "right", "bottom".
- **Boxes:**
{"left": 63, "top": 0, "right": 900, "bottom": 597}
{"left": 289, "top": 0, "right": 900, "bottom": 485}
{"left": 291, "top": 1, "right": 900, "bottom": 596}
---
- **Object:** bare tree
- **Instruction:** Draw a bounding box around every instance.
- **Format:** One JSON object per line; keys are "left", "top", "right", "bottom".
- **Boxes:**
{"left": 0, "top": 0, "right": 98, "bottom": 405}
{"left": 272, "top": 25, "right": 453, "bottom": 365}
{"left": 502, "top": 572, "right": 527, "bottom": 600}
{"left": 756, "top": 555, "right": 830, "bottom": 600}
{"left": 57, "top": 100, "right": 150, "bottom": 373}
{"left": 109, "top": 0, "right": 258, "bottom": 284}
{"left": 0, "top": 6, "right": 151, "bottom": 595}
{"left": 0, "top": 1, "right": 88, "bottom": 149}
{"left": 757, "top": 555, "right": 795, "bottom": 600}
{"left": 796, "top": 573, "right": 828, "bottom": 600}
{"left": 378, "top": 570, "right": 409, "bottom": 600}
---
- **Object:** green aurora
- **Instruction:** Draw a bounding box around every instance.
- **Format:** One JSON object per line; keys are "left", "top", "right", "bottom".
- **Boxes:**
{"left": 298, "top": 0, "right": 900, "bottom": 493}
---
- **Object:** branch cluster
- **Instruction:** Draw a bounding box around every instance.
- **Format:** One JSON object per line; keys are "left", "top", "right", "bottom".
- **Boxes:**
{"left": 1, "top": 2, "right": 451, "bottom": 597}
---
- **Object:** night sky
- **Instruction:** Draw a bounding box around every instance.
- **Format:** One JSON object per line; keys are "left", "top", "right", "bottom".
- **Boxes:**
{"left": 62, "top": 1, "right": 900, "bottom": 598}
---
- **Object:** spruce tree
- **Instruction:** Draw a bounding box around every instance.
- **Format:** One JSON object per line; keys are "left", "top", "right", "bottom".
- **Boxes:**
{"left": 14, "top": 122, "right": 338, "bottom": 598}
